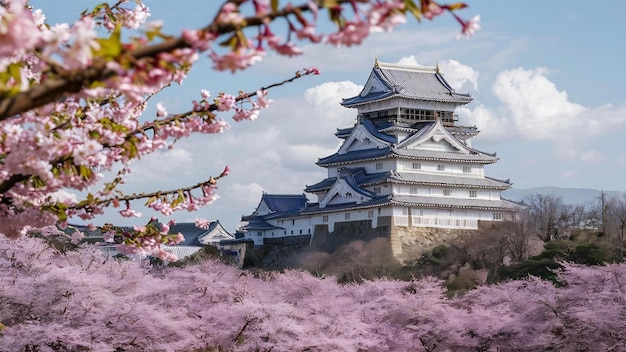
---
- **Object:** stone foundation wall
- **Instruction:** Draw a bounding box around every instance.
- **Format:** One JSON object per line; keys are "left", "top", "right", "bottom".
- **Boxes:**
{"left": 310, "top": 218, "right": 513, "bottom": 264}
{"left": 311, "top": 217, "right": 391, "bottom": 253}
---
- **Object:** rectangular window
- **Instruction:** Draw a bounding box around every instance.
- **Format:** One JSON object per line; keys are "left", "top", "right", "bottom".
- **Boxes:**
{"left": 469, "top": 190, "right": 477, "bottom": 198}
{"left": 322, "top": 215, "right": 328, "bottom": 223}
{"left": 376, "top": 162, "right": 384, "bottom": 170}
{"left": 410, "top": 187, "right": 418, "bottom": 195}
{"left": 257, "top": 232, "right": 262, "bottom": 237}
{"left": 373, "top": 186, "right": 381, "bottom": 193}
{"left": 437, "top": 164, "right": 445, "bottom": 171}
{"left": 345, "top": 212, "right": 351, "bottom": 220}
{"left": 493, "top": 212, "right": 502, "bottom": 220}
{"left": 367, "top": 210, "right": 374, "bottom": 218}
{"left": 463, "top": 166, "right": 472, "bottom": 174}
{"left": 412, "top": 162, "right": 421, "bottom": 170}
{"left": 443, "top": 189, "right": 451, "bottom": 196}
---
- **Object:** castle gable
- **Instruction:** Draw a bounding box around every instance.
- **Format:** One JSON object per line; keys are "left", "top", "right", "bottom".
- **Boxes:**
{"left": 338, "top": 123, "right": 389, "bottom": 154}
{"left": 399, "top": 119, "right": 470, "bottom": 155}
{"left": 319, "top": 177, "right": 373, "bottom": 208}
{"left": 253, "top": 199, "right": 272, "bottom": 216}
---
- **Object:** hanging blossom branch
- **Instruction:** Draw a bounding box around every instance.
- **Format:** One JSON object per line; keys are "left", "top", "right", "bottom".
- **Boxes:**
{"left": 134, "top": 66, "right": 320, "bottom": 138}
{"left": 70, "top": 165, "right": 231, "bottom": 218}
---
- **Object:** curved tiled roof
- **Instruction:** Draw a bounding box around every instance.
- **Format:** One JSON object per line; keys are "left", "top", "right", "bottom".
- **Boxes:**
{"left": 391, "top": 195, "right": 523, "bottom": 211}
{"left": 362, "top": 118, "right": 398, "bottom": 144}
{"left": 240, "top": 216, "right": 283, "bottom": 231}
{"left": 341, "top": 62, "right": 472, "bottom": 107}
{"left": 305, "top": 169, "right": 511, "bottom": 193}
{"left": 261, "top": 194, "right": 307, "bottom": 213}
{"left": 317, "top": 147, "right": 392, "bottom": 166}
{"left": 317, "top": 146, "right": 497, "bottom": 167}
{"left": 390, "top": 172, "right": 511, "bottom": 189}
{"left": 301, "top": 196, "right": 392, "bottom": 215}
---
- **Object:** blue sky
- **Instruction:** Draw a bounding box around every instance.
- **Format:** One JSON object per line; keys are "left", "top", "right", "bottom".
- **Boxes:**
{"left": 34, "top": 1, "right": 626, "bottom": 231}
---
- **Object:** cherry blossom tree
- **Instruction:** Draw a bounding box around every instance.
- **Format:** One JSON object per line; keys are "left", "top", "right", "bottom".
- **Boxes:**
{"left": 1, "top": 236, "right": 625, "bottom": 351}
{"left": 0, "top": 0, "right": 480, "bottom": 257}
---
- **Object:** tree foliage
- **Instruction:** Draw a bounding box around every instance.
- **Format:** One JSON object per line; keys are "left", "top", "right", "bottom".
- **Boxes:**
{"left": 1, "top": 236, "right": 625, "bottom": 351}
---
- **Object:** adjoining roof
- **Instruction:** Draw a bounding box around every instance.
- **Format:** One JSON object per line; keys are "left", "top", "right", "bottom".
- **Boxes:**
{"left": 390, "top": 172, "right": 511, "bottom": 189}
{"left": 317, "top": 146, "right": 392, "bottom": 166}
{"left": 341, "top": 61, "right": 473, "bottom": 107}
{"left": 261, "top": 194, "right": 307, "bottom": 213}
{"left": 361, "top": 118, "right": 398, "bottom": 144}
{"left": 168, "top": 222, "right": 210, "bottom": 246}
{"left": 391, "top": 195, "right": 524, "bottom": 211}
{"left": 286, "top": 193, "right": 524, "bottom": 215}
{"left": 317, "top": 146, "right": 497, "bottom": 167}
{"left": 306, "top": 169, "right": 512, "bottom": 193}
{"left": 239, "top": 216, "right": 284, "bottom": 231}
{"left": 301, "top": 196, "right": 391, "bottom": 215}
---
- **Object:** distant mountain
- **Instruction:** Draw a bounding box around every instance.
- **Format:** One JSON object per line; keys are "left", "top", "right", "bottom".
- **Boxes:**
{"left": 502, "top": 187, "right": 623, "bottom": 205}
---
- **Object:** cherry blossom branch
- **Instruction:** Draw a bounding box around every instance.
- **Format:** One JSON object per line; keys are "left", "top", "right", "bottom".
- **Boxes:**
{"left": 133, "top": 67, "right": 319, "bottom": 136}
{"left": 70, "top": 171, "right": 227, "bottom": 211}
{"left": 0, "top": 2, "right": 315, "bottom": 120}
{"left": 0, "top": 0, "right": 474, "bottom": 119}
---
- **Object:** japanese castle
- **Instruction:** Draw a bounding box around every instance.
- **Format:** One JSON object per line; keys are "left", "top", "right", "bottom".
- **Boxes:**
{"left": 237, "top": 60, "right": 521, "bottom": 257}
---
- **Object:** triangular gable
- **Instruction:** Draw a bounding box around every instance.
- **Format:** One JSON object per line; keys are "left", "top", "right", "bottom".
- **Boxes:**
{"left": 198, "top": 221, "right": 234, "bottom": 244}
{"left": 319, "top": 177, "right": 373, "bottom": 208}
{"left": 399, "top": 119, "right": 470, "bottom": 154}
{"left": 253, "top": 198, "right": 272, "bottom": 216}
{"left": 359, "top": 70, "right": 391, "bottom": 97}
{"left": 338, "top": 123, "right": 389, "bottom": 154}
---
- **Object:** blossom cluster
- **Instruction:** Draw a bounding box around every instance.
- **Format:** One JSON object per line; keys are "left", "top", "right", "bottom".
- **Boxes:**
{"left": 102, "top": 218, "right": 184, "bottom": 261}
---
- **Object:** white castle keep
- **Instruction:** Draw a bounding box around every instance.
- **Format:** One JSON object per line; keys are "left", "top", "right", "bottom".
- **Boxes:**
{"left": 237, "top": 60, "right": 521, "bottom": 256}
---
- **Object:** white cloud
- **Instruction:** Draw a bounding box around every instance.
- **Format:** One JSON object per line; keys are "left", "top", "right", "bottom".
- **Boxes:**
{"left": 439, "top": 59, "right": 479, "bottom": 93}
{"left": 227, "top": 182, "right": 265, "bottom": 205}
{"left": 459, "top": 67, "right": 600, "bottom": 143}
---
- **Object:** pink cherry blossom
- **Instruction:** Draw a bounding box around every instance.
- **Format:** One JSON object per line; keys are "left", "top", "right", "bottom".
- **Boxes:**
{"left": 255, "top": 89, "right": 272, "bottom": 109}
{"left": 209, "top": 48, "right": 266, "bottom": 73}
{"left": 215, "top": 93, "right": 237, "bottom": 111}
{"left": 423, "top": 2, "right": 444, "bottom": 20}
{"left": 270, "top": 41, "right": 304, "bottom": 56}
{"left": 195, "top": 217, "right": 211, "bottom": 230}
{"left": 119, "top": 208, "right": 142, "bottom": 218}
{"left": 220, "top": 165, "right": 230, "bottom": 177}
{"left": 457, "top": 14, "right": 481, "bottom": 39}
{"left": 156, "top": 102, "right": 168, "bottom": 117}
{"left": 326, "top": 20, "right": 370, "bottom": 47}
{"left": 0, "top": 0, "right": 40, "bottom": 56}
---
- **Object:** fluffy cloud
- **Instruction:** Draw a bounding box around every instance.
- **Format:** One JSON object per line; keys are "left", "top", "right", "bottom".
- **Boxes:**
{"left": 458, "top": 67, "right": 626, "bottom": 148}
